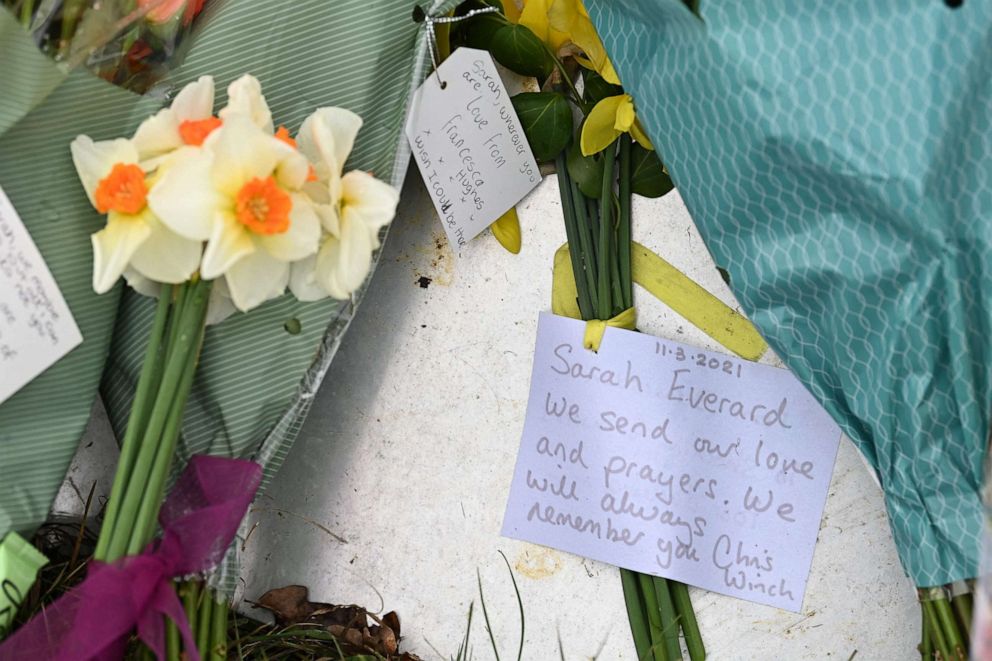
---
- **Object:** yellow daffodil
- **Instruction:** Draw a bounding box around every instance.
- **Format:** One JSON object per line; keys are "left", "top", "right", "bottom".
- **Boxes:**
{"left": 580, "top": 93, "right": 654, "bottom": 156}
{"left": 502, "top": 0, "right": 569, "bottom": 53}
{"left": 548, "top": 0, "right": 619, "bottom": 84}
{"left": 148, "top": 113, "right": 320, "bottom": 311}
{"left": 289, "top": 108, "right": 399, "bottom": 301}
{"left": 70, "top": 135, "right": 201, "bottom": 293}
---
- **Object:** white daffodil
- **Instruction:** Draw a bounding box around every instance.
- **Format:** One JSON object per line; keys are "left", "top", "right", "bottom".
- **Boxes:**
{"left": 70, "top": 135, "right": 201, "bottom": 294}
{"left": 131, "top": 76, "right": 219, "bottom": 162}
{"left": 289, "top": 108, "right": 399, "bottom": 301}
{"left": 219, "top": 74, "right": 274, "bottom": 134}
{"left": 148, "top": 114, "right": 320, "bottom": 312}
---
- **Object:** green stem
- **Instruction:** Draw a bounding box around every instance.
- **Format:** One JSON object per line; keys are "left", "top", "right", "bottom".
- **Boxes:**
{"left": 932, "top": 595, "right": 965, "bottom": 659}
{"left": 620, "top": 569, "right": 654, "bottom": 661}
{"left": 920, "top": 603, "right": 933, "bottom": 659}
{"left": 618, "top": 134, "right": 633, "bottom": 309}
{"left": 597, "top": 143, "right": 617, "bottom": 320}
{"left": 210, "top": 593, "right": 228, "bottom": 661}
{"left": 609, "top": 212, "right": 624, "bottom": 315}
{"left": 196, "top": 589, "right": 214, "bottom": 659}
{"left": 126, "top": 280, "right": 211, "bottom": 555}
{"left": 923, "top": 596, "right": 952, "bottom": 660}
{"left": 182, "top": 580, "right": 201, "bottom": 642}
{"left": 670, "top": 582, "right": 704, "bottom": 661}
{"left": 653, "top": 577, "right": 682, "bottom": 661}
{"left": 637, "top": 574, "right": 669, "bottom": 661}
{"left": 94, "top": 290, "right": 172, "bottom": 561}
{"left": 58, "top": 0, "right": 87, "bottom": 56}
{"left": 19, "top": 0, "right": 34, "bottom": 27}
{"left": 570, "top": 178, "right": 599, "bottom": 314}
{"left": 166, "top": 598, "right": 181, "bottom": 661}
{"left": 103, "top": 280, "right": 210, "bottom": 561}
{"left": 952, "top": 592, "right": 973, "bottom": 639}
{"left": 556, "top": 152, "right": 594, "bottom": 320}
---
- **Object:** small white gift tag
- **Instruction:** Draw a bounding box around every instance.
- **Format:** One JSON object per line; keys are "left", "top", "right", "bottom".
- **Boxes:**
{"left": 0, "top": 186, "right": 82, "bottom": 405}
{"left": 405, "top": 47, "right": 540, "bottom": 249}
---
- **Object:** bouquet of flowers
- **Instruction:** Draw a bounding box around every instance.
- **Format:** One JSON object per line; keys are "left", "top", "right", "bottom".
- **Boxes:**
{"left": 0, "top": 0, "right": 449, "bottom": 653}
{"left": 586, "top": 0, "right": 992, "bottom": 658}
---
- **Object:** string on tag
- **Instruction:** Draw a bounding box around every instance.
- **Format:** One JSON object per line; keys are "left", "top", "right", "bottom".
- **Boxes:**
{"left": 412, "top": 5, "right": 500, "bottom": 89}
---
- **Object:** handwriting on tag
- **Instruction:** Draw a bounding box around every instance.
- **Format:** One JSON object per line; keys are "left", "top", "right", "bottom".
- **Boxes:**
{"left": 405, "top": 47, "right": 540, "bottom": 249}
{"left": 502, "top": 313, "right": 841, "bottom": 612}
{"left": 0, "top": 186, "right": 82, "bottom": 405}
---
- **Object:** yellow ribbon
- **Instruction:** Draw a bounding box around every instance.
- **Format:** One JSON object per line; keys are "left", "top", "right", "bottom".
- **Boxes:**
{"left": 583, "top": 307, "right": 637, "bottom": 351}
{"left": 552, "top": 242, "right": 768, "bottom": 360}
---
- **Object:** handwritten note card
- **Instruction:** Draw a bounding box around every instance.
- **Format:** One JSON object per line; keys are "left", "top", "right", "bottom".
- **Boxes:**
{"left": 502, "top": 313, "right": 841, "bottom": 611}
{"left": 405, "top": 47, "right": 540, "bottom": 249}
{"left": 0, "top": 186, "right": 82, "bottom": 405}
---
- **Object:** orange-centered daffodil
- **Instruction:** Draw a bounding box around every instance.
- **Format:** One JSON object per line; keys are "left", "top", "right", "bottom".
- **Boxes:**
{"left": 235, "top": 176, "right": 292, "bottom": 235}
{"left": 71, "top": 136, "right": 201, "bottom": 293}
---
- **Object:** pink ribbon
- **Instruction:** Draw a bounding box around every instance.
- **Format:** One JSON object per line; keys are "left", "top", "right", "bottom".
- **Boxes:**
{"left": 0, "top": 455, "right": 262, "bottom": 661}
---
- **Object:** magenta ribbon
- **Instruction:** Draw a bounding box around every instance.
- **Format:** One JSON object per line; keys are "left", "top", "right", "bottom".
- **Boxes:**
{"left": 0, "top": 455, "right": 262, "bottom": 661}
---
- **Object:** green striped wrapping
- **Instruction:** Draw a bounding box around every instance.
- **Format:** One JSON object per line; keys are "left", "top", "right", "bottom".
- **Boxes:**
{"left": 0, "top": 0, "right": 461, "bottom": 596}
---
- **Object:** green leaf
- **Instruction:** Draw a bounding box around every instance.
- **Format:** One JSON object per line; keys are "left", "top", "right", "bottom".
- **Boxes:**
{"left": 582, "top": 70, "right": 623, "bottom": 104}
{"left": 457, "top": 12, "right": 508, "bottom": 52}
{"left": 566, "top": 138, "right": 605, "bottom": 198}
{"left": 489, "top": 24, "right": 553, "bottom": 79}
{"left": 630, "top": 143, "right": 674, "bottom": 198}
{"left": 511, "top": 92, "right": 573, "bottom": 162}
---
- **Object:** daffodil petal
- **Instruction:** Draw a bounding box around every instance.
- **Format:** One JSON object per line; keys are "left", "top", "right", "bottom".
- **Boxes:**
{"left": 129, "top": 214, "right": 202, "bottom": 284}
{"left": 258, "top": 193, "right": 321, "bottom": 261}
{"left": 580, "top": 95, "right": 624, "bottom": 156}
{"left": 70, "top": 136, "right": 138, "bottom": 207}
{"left": 491, "top": 206, "right": 522, "bottom": 254}
{"left": 147, "top": 148, "right": 222, "bottom": 240}
{"left": 220, "top": 74, "right": 273, "bottom": 133}
{"left": 209, "top": 115, "right": 292, "bottom": 196}
{"left": 171, "top": 76, "right": 215, "bottom": 122}
{"left": 224, "top": 249, "right": 289, "bottom": 312}
{"left": 614, "top": 95, "right": 636, "bottom": 132}
{"left": 630, "top": 117, "right": 655, "bottom": 150}
{"left": 599, "top": 57, "right": 621, "bottom": 85}
{"left": 122, "top": 267, "right": 162, "bottom": 298}
{"left": 315, "top": 211, "right": 374, "bottom": 300}
{"left": 288, "top": 253, "right": 328, "bottom": 302}
{"left": 297, "top": 107, "right": 362, "bottom": 180}
{"left": 201, "top": 211, "right": 255, "bottom": 279}
{"left": 340, "top": 170, "right": 399, "bottom": 234}
{"left": 549, "top": 0, "right": 619, "bottom": 83}
{"left": 519, "top": 0, "right": 554, "bottom": 44}
{"left": 91, "top": 212, "right": 151, "bottom": 294}
{"left": 132, "top": 109, "right": 182, "bottom": 162}
{"left": 500, "top": 0, "right": 522, "bottom": 22}
{"left": 275, "top": 149, "right": 311, "bottom": 192}
{"left": 204, "top": 276, "right": 238, "bottom": 326}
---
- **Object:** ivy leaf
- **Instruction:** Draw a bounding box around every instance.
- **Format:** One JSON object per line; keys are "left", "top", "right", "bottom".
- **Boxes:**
{"left": 630, "top": 143, "right": 674, "bottom": 198}
{"left": 566, "top": 138, "right": 605, "bottom": 198}
{"left": 511, "top": 92, "right": 573, "bottom": 162}
{"left": 583, "top": 70, "right": 623, "bottom": 104}
{"left": 489, "top": 24, "right": 553, "bottom": 79}
{"left": 457, "top": 11, "right": 507, "bottom": 52}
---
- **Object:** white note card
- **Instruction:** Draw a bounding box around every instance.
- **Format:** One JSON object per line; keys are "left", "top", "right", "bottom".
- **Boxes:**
{"left": 405, "top": 47, "right": 540, "bottom": 249}
{"left": 0, "top": 186, "right": 82, "bottom": 405}
{"left": 502, "top": 313, "right": 842, "bottom": 612}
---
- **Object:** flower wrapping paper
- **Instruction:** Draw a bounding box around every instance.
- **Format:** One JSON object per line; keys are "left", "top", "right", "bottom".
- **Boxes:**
{"left": 0, "top": 0, "right": 461, "bottom": 594}
{"left": 585, "top": 0, "right": 992, "bottom": 587}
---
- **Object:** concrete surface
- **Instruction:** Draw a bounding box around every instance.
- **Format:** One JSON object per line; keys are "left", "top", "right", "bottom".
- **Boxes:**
{"left": 227, "top": 170, "right": 919, "bottom": 659}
